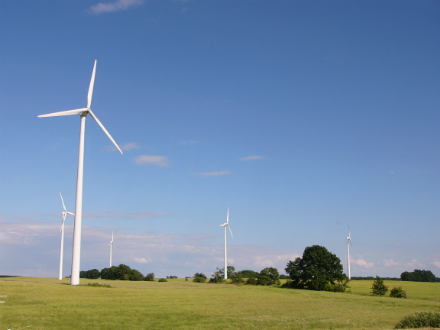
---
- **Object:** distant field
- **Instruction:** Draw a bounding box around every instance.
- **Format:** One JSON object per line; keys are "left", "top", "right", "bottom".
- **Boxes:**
{"left": 1, "top": 277, "right": 439, "bottom": 329}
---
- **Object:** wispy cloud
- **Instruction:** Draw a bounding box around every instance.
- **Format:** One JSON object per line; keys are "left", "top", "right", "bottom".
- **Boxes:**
{"left": 192, "top": 171, "right": 231, "bottom": 177}
{"left": 107, "top": 142, "right": 141, "bottom": 152}
{"left": 179, "top": 140, "right": 198, "bottom": 146}
{"left": 82, "top": 212, "right": 167, "bottom": 219}
{"left": 351, "top": 258, "right": 374, "bottom": 268}
{"left": 383, "top": 259, "right": 399, "bottom": 267}
{"left": 89, "top": 0, "right": 144, "bottom": 15}
{"left": 135, "top": 155, "right": 169, "bottom": 167}
{"left": 240, "top": 155, "right": 265, "bottom": 161}
{"left": 432, "top": 261, "right": 440, "bottom": 269}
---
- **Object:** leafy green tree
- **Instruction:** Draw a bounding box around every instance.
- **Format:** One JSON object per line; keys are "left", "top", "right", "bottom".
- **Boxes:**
{"left": 144, "top": 272, "right": 155, "bottom": 281}
{"left": 210, "top": 268, "right": 224, "bottom": 283}
{"left": 371, "top": 276, "right": 388, "bottom": 296}
{"left": 101, "top": 266, "right": 122, "bottom": 280}
{"left": 241, "top": 270, "right": 258, "bottom": 278}
{"left": 229, "top": 271, "right": 244, "bottom": 284}
{"left": 401, "top": 269, "right": 436, "bottom": 282}
{"left": 390, "top": 286, "right": 405, "bottom": 298}
{"left": 285, "top": 245, "right": 345, "bottom": 291}
{"left": 129, "top": 269, "right": 144, "bottom": 281}
{"left": 257, "top": 267, "right": 280, "bottom": 286}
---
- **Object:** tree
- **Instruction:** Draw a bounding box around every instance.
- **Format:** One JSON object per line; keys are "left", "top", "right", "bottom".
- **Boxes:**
{"left": 371, "top": 276, "right": 388, "bottom": 296}
{"left": 210, "top": 268, "right": 224, "bottom": 283}
{"left": 144, "top": 273, "right": 155, "bottom": 281}
{"left": 390, "top": 286, "right": 405, "bottom": 298}
{"left": 401, "top": 269, "right": 436, "bottom": 282}
{"left": 229, "top": 271, "right": 244, "bottom": 284}
{"left": 193, "top": 272, "right": 207, "bottom": 283}
{"left": 285, "top": 245, "right": 345, "bottom": 291}
{"left": 129, "top": 269, "right": 144, "bottom": 281}
{"left": 257, "top": 267, "right": 280, "bottom": 286}
{"left": 241, "top": 270, "right": 258, "bottom": 278}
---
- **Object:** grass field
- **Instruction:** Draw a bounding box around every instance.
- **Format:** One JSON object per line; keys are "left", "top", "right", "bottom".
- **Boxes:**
{"left": 1, "top": 277, "right": 439, "bottom": 329}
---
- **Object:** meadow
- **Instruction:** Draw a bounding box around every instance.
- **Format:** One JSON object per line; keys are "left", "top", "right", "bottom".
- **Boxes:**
{"left": 1, "top": 277, "right": 439, "bottom": 329}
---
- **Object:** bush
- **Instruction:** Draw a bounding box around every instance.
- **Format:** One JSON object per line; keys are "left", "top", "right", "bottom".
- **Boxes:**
{"left": 210, "top": 268, "right": 225, "bottom": 283}
{"left": 246, "top": 278, "right": 257, "bottom": 285}
{"left": 129, "top": 269, "right": 144, "bottom": 281}
{"left": 229, "top": 271, "right": 244, "bottom": 284}
{"left": 394, "top": 312, "right": 440, "bottom": 329}
{"left": 194, "top": 272, "right": 207, "bottom": 279}
{"left": 390, "top": 286, "right": 405, "bottom": 298}
{"left": 371, "top": 276, "right": 388, "bottom": 296}
{"left": 82, "top": 283, "right": 111, "bottom": 288}
{"left": 158, "top": 278, "right": 167, "bottom": 282}
{"left": 144, "top": 273, "right": 155, "bottom": 281}
{"left": 324, "top": 281, "right": 348, "bottom": 292}
{"left": 193, "top": 277, "right": 207, "bottom": 283}
{"left": 257, "top": 267, "right": 281, "bottom": 286}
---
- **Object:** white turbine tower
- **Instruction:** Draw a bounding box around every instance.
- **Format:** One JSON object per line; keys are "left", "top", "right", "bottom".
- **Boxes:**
{"left": 59, "top": 192, "right": 74, "bottom": 280}
{"left": 38, "top": 60, "right": 123, "bottom": 285}
{"left": 219, "top": 208, "right": 233, "bottom": 280}
{"left": 346, "top": 227, "right": 352, "bottom": 280}
{"left": 109, "top": 231, "right": 114, "bottom": 267}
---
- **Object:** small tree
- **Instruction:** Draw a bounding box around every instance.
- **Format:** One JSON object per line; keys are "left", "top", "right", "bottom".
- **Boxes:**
{"left": 229, "top": 271, "right": 244, "bottom": 284}
{"left": 371, "top": 276, "right": 388, "bottom": 296}
{"left": 144, "top": 272, "right": 155, "bottom": 281}
{"left": 210, "top": 268, "right": 224, "bottom": 283}
{"left": 390, "top": 286, "right": 404, "bottom": 298}
{"left": 193, "top": 272, "right": 207, "bottom": 283}
{"left": 257, "top": 267, "right": 280, "bottom": 286}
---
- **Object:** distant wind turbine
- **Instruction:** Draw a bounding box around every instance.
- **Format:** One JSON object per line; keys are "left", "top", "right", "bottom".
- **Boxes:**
{"left": 38, "top": 60, "right": 123, "bottom": 285}
{"left": 346, "top": 226, "right": 352, "bottom": 280}
{"left": 109, "top": 231, "right": 114, "bottom": 267}
{"left": 59, "top": 193, "right": 74, "bottom": 280}
{"left": 219, "top": 208, "right": 233, "bottom": 280}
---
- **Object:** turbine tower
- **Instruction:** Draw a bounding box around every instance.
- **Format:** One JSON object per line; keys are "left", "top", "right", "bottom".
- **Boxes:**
{"left": 59, "top": 193, "right": 74, "bottom": 280}
{"left": 109, "top": 231, "right": 114, "bottom": 267}
{"left": 39, "top": 61, "right": 123, "bottom": 285}
{"left": 346, "top": 227, "right": 352, "bottom": 280}
{"left": 219, "top": 208, "right": 233, "bottom": 280}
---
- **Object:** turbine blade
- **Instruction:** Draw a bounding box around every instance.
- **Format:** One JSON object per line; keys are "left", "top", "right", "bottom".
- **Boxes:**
{"left": 87, "top": 60, "right": 97, "bottom": 108}
{"left": 227, "top": 208, "right": 229, "bottom": 224}
{"left": 88, "top": 110, "right": 123, "bottom": 154}
{"left": 67, "top": 212, "right": 75, "bottom": 216}
{"left": 38, "top": 108, "right": 87, "bottom": 118}
{"left": 228, "top": 225, "right": 233, "bottom": 238}
{"left": 59, "top": 192, "right": 66, "bottom": 212}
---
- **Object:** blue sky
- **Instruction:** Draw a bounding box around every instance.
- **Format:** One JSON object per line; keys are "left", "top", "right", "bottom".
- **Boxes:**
{"left": 0, "top": 0, "right": 439, "bottom": 279}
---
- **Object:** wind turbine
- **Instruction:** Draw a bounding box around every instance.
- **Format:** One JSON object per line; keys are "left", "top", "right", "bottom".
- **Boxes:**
{"left": 59, "top": 192, "right": 74, "bottom": 280}
{"left": 346, "top": 226, "right": 352, "bottom": 280}
{"left": 219, "top": 208, "right": 233, "bottom": 280}
{"left": 109, "top": 231, "right": 114, "bottom": 267}
{"left": 38, "top": 60, "right": 123, "bottom": 285}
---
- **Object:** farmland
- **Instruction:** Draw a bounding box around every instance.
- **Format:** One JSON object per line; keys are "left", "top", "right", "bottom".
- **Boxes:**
{"left": 1, "top": 277, "right": 439, "bottom": 329}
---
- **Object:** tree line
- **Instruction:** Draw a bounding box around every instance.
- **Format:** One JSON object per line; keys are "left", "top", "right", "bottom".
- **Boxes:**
{"left": 80, "top": 264, "right": 154, "bottom": 281}
{"left": 400, "top": 269, "right": 439, "bottom": 282}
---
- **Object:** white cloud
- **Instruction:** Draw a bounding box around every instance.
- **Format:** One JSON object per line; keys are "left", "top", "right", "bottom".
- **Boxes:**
{"left": 240, "top": 155, "right": 265, "bottom": 161}
{"left": 134, "top": 155, "right": 169, "bottom": 167}
{"left": 134, "top": 257, "right": 151, "bottom": 264}
{"left": 351, "top": 258, "right": 374, "bottom": 268}
{"left": 192, "top": 171, "right": 230, "bottom": 177}
{"left": 405, "top": 259, "right": 425, "bottom": 268}
{"left": 383, "top": 259, "right": 399, "bottom": 267}
{"left": 432, "top": 261, "right": 440, "bottom": 269}
{"left": 107, "top": 142, "right": 141, "bottom": 152}
{"left": 89, "top": 0, "right": 143, "bottom": 15}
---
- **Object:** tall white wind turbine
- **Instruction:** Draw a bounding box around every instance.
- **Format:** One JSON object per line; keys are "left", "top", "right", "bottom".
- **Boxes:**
{"left": 59, "top": 192, "right": 74, "bottom": 280}
{"left": 219, "top": 208, "right": 233, "bottom": 280}
{"left": 346, "top": 227, "right": 352, "bottom": 280}
{"left": 39, "top": 61, "right": 123, "bottom": 285}
{"left": 109, "top": 231, "right": 114, "bottom": 267}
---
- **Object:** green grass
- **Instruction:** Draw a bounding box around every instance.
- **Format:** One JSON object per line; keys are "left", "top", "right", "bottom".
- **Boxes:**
{"left": 1, "top": 277, "right": 439, "bottom": 329}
